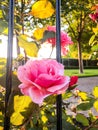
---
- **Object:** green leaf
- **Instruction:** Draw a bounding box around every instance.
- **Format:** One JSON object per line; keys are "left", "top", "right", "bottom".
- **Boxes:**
{"left": 33, "top": 27, "right": 46, "bottom": 41}
{"left": 76, "top": 113, "right": 89, "bottom": 126}
{"left": 44, "top": 95, "right": 56, "bottom": 104}
{"left": 89, "top": 128, "right": 98, "bottom": 130}
{"left": 62, "top": 91, "right": 72, "bottom": 100}
{"left": 89, "top": 35, "right": 95, "bottom": 45}
{"left": 89, "top": 113, "right": 97, "bottom": 122}
{"left": 14, "top": 23, "right": 22, "bottom": 32}
{"left": 40, "top": 30, "right": 55, "bottom": 43}
{"left": 91, "top": 44, "right": 98, "bottom": 52}
{"left": 62, "top": 119, "right": 76, "bottom": 130}
{"left": 10, "top": 95, "right": 39, "bottom": 126}
{"left": 18, "top": 35, "right": 38, "bottom": 57}
{"left": 0, "top": 20, "right": 8, "bottom": 34}
{"left": 77, "top": 100, "right": 94, "bottom": 111}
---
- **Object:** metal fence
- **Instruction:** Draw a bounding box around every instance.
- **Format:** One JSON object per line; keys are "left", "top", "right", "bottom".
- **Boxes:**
{"left": 62, "top": 59, "right": 98, "bottom": 69}
{"left": 4, "top": 0, "right": 62, "bottom": 130}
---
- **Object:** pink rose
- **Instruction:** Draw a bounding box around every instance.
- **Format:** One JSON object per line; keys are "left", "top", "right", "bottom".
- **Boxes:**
{"left": 46, "top": 26, "right": 73, "bottom": 55}
{"left": 69, "top": 76, "right": 78, "bottom": 90}
{"left": 17, "top": 59, "right": 70, "bottom": 104}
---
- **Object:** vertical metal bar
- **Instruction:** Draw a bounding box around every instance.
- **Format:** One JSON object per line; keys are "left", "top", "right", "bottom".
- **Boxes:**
{"left": 56, "top": 0, "right": 62, "bottom": 130}
{"left": 4, "top": 0, "right": 14, "bottom": 129}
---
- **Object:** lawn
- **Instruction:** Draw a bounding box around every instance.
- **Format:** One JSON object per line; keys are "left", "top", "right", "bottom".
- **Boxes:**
{"left": 0, "top": 58, "right": 98, "bottom": 81}
{"left": 64, "top": 69, "right": 98, "bottom": 77}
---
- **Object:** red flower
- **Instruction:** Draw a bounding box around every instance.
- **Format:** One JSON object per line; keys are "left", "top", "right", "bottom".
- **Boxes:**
{"left": 89, "top": 13, "right": 98, "bottom": 22}
{"left": 45, "top": 26, "right": 73, "bottom": 55}
{"left": 69, "top": 76, "right": 78, "bottom": 90}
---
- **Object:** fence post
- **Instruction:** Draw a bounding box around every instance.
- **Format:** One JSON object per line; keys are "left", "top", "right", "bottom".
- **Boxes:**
{"left": 56, "top": 0, "right": 62, "bottom": 130}
{"left": 4, "top": 0, "right": 62, "bottom": 129}
{"left": 4, "top": 0, "right": 14, "bottom": 129}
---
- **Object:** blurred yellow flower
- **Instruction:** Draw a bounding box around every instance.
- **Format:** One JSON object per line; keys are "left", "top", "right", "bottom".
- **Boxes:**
{"left": 93, "top": 86, "right": 98, "bottom": 98}
{"left": 41, "top": 115, "right": 48, "bottom": 123}
{"left": 92, "top": 27, "right": 98, "bottom": 34}
{"left": 93, "top": 100, "right": 98, "bottom": 111}
{"left": 78, "top": 92, "right": 88, "bottom": 101}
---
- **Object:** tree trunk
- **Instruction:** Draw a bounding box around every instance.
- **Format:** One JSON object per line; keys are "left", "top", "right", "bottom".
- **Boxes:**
{"left": 78, "top": 41, "right": 84, "bottom": 73}
{"left": 16, "top": 34, "right": 20, "bottom": 55}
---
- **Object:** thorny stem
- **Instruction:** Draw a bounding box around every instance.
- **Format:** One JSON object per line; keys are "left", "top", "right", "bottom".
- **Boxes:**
{"left": 21, "top": 111, "right": 39, "bottom": 129}
{"left": 21, "top": 113, "right": 33, "bottom": 129}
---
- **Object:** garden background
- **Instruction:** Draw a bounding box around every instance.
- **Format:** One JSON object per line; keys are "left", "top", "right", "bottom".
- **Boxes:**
{"left": 0, "top": 0, "right": 98, "bottom": 130}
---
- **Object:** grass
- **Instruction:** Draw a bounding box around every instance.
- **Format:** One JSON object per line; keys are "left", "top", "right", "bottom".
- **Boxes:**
{"left": 64, "top": 69, "right": 98, "bottom": 77}
{"left": 0, "top": 58, "right": 98, "bottom": 80}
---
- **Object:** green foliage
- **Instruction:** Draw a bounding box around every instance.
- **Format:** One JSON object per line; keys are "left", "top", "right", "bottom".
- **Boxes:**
{"left": 10, "top": 95, "right": 39, "bottom": 126}
{"left": 40, "top": 30, "right": 55, "bottom": 43}
{"left": 0, "top": 20, "right": 8, "bottom": 34}
{"left": 0, "top": 0, "right": 98, "bottom": 130}
{"left": 89, "top": 35, "right": 96, "bottom": 45}
{"left": 8, "top": 85, "right": 98, "bottom": 129}
{"left": 76, "top": 113, "right": 89, "bottom": 126}
{"left": 0, "top": 66, "right": 98, "bottom": 130}
{"left": 18, "top": 34, "right": 38, "bottom": 57}
{"left": 0, "top": 86, "right": 4, "bottom": 129}
{"left": 91, "top": 44, "right": 98, "bottom": 52}
{"left": 77, "top": 100, "right": 94, "bottom": 111}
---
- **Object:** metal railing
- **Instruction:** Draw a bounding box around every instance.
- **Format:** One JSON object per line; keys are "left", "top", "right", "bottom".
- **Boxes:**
{"left": 4, "top": 0, "right": 62, "bottom": 130}
{"left": 4, "top": 0, "right": 14, "bottom": 130}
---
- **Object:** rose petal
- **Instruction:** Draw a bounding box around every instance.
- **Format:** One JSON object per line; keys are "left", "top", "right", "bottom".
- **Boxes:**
{"left": 35, "top": 74, "right": 58, "bottom": 88}
{"left": 46, "top": 59, "right": 64, "bottom": 75}
{"left": 28, "top": 87, "right": 51, "bottom": 104}
{"left": 47, "top": 76, "right": 70, "bottom": 92}
{"left": 54, "top": 83, "right": 69, "bottom": 94}
{"left": 17, "top": 66, "right": 37, "bottom": 84}
{"left": 18, "top": 84, "right": 30, "bottom": 96}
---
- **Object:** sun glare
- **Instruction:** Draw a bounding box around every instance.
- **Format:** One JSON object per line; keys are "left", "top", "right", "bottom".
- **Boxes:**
{"left": 38, "top": 42, "right": 56, "bottom": 59}
{"left": 0, "top": 35, "right": 17, "bottom": 58}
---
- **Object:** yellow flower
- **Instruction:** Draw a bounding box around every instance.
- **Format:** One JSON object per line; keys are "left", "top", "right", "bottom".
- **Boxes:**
{"left": 41, "top": 115, "right": 48, "bottom": 123}
{"left": 93, "top": 100, "right": 98, "bottom": 111}
{"left": 78, "top": 92, "right": 88, "bottom": 100}
{"left": 43, "top": 126, "right": 48, "bottom": 130}
{"left": 92, "top": 27, "right": 98, "bottom": 34}
{"left": 93, "top": 86, "right": 98, "bottom": 98}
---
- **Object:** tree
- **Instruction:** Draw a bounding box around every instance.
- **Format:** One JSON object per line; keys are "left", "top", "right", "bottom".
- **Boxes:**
{"left": 0, "top": 0, "right": 95, "bottom": 73}
{"left": 61, "top": 0, "right": 94, "bottom": 73}
{"left": 89, "top": 4, "right": 98, "bottom": 59}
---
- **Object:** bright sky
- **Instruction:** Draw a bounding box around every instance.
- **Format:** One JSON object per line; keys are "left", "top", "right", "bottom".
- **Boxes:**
{"left": 0, "top": 35, "right": 17, "bottom": 58}
{"left": 38, "top": 42, "right": 56, "bottom": 59}
{"left": 0, "top": 35, "right": 56, "bottom": 59}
